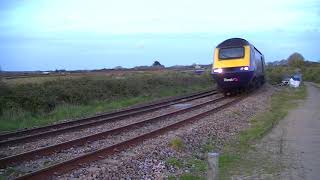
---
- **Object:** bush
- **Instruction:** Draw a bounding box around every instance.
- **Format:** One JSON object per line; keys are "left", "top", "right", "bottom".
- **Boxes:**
{"left": 166, "top": 157, "right": 183, "bottom": 168}
{"left": 265, "top": 66, "right": 295, "bottom": 84}
{"left": 0, "top": 72, "right": 213, "bottom": 116}
{"left": 287, "top": 52, "right": 305, "bottom": 68}
{"left": 169, "top": 137, "right": 184, "bottom": 151}
{"left": 266, "top": 65, "right": 320, "bottom": 84}
{"left": 301, "top": 66, "right": 320, "bottom": 83}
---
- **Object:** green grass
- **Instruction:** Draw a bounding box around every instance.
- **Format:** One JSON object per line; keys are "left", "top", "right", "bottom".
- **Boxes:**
{"left": 0, "top": 85, "right": 210, "bottom": 132}
{"left": 185, "top": 158, "right": 207, "bottom": 172}
{"left": 218, "top": 85, "right": 307, "bottom": 179}
{"left": 4, "top": 75, "right": 73, "bottom": 85}
{"left": 313, "top": 82, "right": 320, "bottom": 88}
{"left": 180, "top": 174, "right": 204, "bottom": 180}
{"left": 0, "top": 96, "right": 149, "bottom": 131}
{"left": 168, "top": 174, "right": 204, "bottom": 180}
{"left": 169, "top": 137, "right": 185, "bottom": 151}
{"left": 201, "top": 142, "right": 215, "bottom": 154}
{"left": 165, "top": 156, "right": 208, "bottom": 179}
{"left": 166, "top": 157, "right": 183, "bottom": 168}
{"left": 164, "top": 85, "right": 307, "bottom": 179}
{"left": 0, "top": 166, "right": 22, "bottom": 180}
{"left": 266, "top": 65, "right": 320, "bottom": 84}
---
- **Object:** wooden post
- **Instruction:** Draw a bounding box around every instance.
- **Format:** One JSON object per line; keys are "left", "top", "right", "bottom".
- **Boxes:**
{"left": 208, "top": 152, "right": 219, "bottom": 180}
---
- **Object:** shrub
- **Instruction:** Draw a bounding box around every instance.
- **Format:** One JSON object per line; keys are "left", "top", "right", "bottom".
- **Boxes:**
{"left": 0, "top": 72, "right": 213, "bottom": 116}
{"left": 166, "top": 157, "right": 183, "bottom": 168}
{"left": 266, "top": 65, "right": 320, "bottom": 84}
{"left": 265, "top": 66, "right": 295, "bottom": 84}
{"left": 169, "top": 137, "right": 184, "bottom": 151}
{"left": 287, "top": 52, "right": 305, "bottom": 68}
{"left": 301, "top": 66, "right": 320, "bottom": 83}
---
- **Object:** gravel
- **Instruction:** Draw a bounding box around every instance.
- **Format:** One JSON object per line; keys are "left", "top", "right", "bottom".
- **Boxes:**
{"left": 1, "top": 94, "right": 228, "bottom": 179}
{"left": 55, "top": 85, "right": 274, "bottom": 179}
{"left": 0, "top": 93, "right": 221, "bottom": 157}
{"left": 1, "top": 85, "right": 274, "bottom": 179}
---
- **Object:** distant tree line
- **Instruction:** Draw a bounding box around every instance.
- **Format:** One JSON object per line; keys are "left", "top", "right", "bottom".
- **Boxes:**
{"left": 287, "top": 52, "right": 305, "bottom": 68}
{"left": 266, "top": 52, "right": 320, "bottom": 84}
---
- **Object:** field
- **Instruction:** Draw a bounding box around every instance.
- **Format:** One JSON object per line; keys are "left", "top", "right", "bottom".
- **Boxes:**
{"left": 0, "top": 70, "right": 213, "bottom": 132}
{"left": 2, "top": 63, "right": 319, "bottom": 133}
{"left": 2, "top": 69, "right": 177, "bottom": 85}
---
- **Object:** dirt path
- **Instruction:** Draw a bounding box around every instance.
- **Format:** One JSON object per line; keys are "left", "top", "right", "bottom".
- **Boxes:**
{"left": 262, "top": 82, "right": 320, "bottom": 180}
{"left": 280, "top": 82, "right": 320, "bottom": 179}
{"left": 231, "top": 83, "right": 320, "bottom": 179}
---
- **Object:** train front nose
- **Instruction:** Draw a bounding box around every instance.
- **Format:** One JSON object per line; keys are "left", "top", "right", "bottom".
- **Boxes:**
{"left": 212, "top": 71, "right": 254, "bottom": 90}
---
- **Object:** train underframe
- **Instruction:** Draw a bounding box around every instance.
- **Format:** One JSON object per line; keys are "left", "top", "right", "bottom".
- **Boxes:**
{"left": 212, "top": 71, "right": 265, "bottom": 96}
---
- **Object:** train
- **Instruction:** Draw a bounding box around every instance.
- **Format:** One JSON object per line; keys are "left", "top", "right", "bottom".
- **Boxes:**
{"left": 211, "top": 38, "right": 265, "bottom": 95}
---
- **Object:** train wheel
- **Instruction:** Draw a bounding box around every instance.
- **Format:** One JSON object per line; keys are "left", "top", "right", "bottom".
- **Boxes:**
{"left": 261, "top": 77, "right": 265, "bottom": 85}
{"left": 255, "top": 79, "right": 261, "bottom": 89}
{"left": 223, "top": 91, "right": 231, "bottom": 96}
{"left": 239, "top": 88, "right": 246, "bottom": 94}
{"left": 249, "top": 78, "right": 256, "bottom": 90}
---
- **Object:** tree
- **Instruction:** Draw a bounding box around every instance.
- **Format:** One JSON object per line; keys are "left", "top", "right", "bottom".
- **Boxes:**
{"left": 0, "top": 66, "right": 2, "bottom": 82}
{"left": 152, "top": 61, "right": 162, "bottom": 67}
{"left": 114, "top": 66, "right": 123, "bottom": 70}
{"left": 287, "top": 52, "right": 304, "bottom": 68}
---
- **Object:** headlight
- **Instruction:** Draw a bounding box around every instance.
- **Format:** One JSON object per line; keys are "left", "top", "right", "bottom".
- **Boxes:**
{"left": 212, "top": 68, "right": 223, "bottom": 73}
{"left": 240, "top": 66, "right": 249, "bottom": 71}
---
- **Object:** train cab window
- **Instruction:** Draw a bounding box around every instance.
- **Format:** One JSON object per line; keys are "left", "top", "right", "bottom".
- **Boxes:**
{"left": 219, "top": 47, "right": 244, "bottom": 59}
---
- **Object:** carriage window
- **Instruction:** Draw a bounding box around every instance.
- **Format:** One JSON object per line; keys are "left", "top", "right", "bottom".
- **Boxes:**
{"left": 219, "top": 47, "right": 244, "bottom": 59}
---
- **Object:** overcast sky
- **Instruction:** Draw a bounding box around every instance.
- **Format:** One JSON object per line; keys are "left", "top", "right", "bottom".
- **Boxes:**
{"left": 0, "top": 0, "right": 319, "bottom": 71}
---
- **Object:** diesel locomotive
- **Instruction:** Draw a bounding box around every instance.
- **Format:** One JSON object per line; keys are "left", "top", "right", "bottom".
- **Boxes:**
{"left": 211, "top": 38, "right": 265, "bottom": 94}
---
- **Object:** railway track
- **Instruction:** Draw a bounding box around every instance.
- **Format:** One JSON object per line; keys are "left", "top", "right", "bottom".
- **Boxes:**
{"left": 13, "top": 97, "right": 242, "bottom": 179}
{"left": 0, "top": 92, "right": 248, "bottom": 180}
{"left": 0, "top": 89, "right": 225, "bottom": 177}
{"left": 0, "top": 89, "right": 217, "bottom": 146}
{"left": 0, "top": 94, "right": 225, "bottom": 166}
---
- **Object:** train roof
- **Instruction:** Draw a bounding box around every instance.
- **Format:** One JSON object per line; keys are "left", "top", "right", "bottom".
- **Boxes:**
{"left": 216, "top": 38, "right": 250, "bottom": 48}
{"left": 216, "top": 38, "right": 263, "bottom": 55}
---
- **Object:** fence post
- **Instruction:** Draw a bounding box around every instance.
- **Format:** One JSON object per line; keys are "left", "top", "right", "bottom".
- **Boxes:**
{"left": 208, "top": 152, "right": 219, "bottom": 180}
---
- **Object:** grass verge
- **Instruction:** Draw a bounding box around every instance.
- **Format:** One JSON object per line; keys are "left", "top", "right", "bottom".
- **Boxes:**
{"left": 165, "top": 85, "right": 307, "bottom": 180}
{"left": 218, "top": 85, "right": 307, "bottom": 179}
{"left": 0, "top": 85, "right": 210, "bottom": 132}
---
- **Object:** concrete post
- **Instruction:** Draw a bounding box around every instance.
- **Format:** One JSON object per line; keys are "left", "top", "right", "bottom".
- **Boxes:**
{"left": 208, "top": 152, "right": 219, "bottom": 180}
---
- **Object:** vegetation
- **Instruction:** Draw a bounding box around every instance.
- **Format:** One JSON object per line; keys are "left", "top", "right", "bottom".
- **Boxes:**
{"left": 185, "top": 158, "right": 207, "bottom": 172}
{"left": 165, "top": 84, "right": 306, "bottom": 179}
{"left": 179, "top": 174, "right": 204, "bottom": 180}
{"left": 166, "top": 157, "right": 183, "bottom": 168}
{"left": 266, "top": 65, "right": 320, "bottom": 84}
{"left": 166, "top": 138, "right": 221, "bottom": 179}
{"left": 301, "top": 66, "right": 320, "bottom": 83}
{"left": 0, "top": 72, "right": 213, "bottom": 132}
{"left": 218, "top": 85, "right": 307, "bottom": 179}
{"left": 152, "top": 61, "right": 163, "bottom": 67}
{"left": 166, "top": 156, "right": 207, "bottom": 180}
{"left": 169, "top": 137, "right": 185, "bottom": 151}
{"left": 287, "top": 52, "right": 305, "bottom": 68}
{"left": 0, "top": 66, "right": 3, "bottom": 82}
{"left": 266, "top": 52, "right": 320, "bottom": 84}
{"left": 266, "top": 66, "right": 296, "bottom": 84}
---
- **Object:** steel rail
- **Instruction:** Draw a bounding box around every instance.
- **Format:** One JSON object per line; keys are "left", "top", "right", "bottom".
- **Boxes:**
{"left": 0, "top": 89, "right": 215, "bottom": 141}
{"left": 14, "top": 96, "right": 244, "bottom": 180}
{"left": 0, "top": 96, "right": 225, "bottom": 168}
{"left": 0, "top": 90, "right": 217, "bottom": 146}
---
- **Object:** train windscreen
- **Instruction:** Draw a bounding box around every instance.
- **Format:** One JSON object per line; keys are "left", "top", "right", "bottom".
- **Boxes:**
{"left": 219, "top": 47, "right": 244, "bottom": 59}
